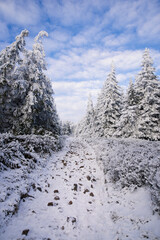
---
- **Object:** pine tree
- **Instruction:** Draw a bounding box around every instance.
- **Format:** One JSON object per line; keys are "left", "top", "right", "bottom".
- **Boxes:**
{"left": 95, "top": 63, "right": 122, "bottom": 137}
{"left": 134, "top": 48, "right": 160, "bottom": 140}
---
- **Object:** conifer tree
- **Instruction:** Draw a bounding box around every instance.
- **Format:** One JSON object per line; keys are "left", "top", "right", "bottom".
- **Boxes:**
{"left": 134, "top": 48, "right": 160, "bottom": 140}
{"left": 0, "top": 30, "right": 29, "bottom": 133}
{"left": 127, "top": 79, "right": 137, "bottom": 106}
{"left": 62, "top": 121, "right": 73, "bottom": 135}
{"left": 75, "top": 94, "right": 95, "bottom": 137}
{"left": 16, "top": 31, "right": 60, "bottom": 135}
{"left": 114, "top": 79, "right": 138, "bottom": 138}
{"left": 0, "top": 30, "right": 60, "bottom": 136}
{"left": 85, "top": 94, "right": 95, "bottom": 135}
{"left": 95, "top": 63, "right": 122, "bottom": 137}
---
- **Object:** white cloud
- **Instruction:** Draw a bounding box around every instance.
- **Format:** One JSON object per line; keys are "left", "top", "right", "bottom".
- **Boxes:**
{"left": 103, "top": 34, "right": 131, "bottom": 47}
{"left": 52, "top": 80, "right": 101, "bottom": 123}
{"left": 102, "top": 0, "right": 140, "bottom": 29}
{"left": 99, "top": 0, "right": 160, "bottom": 43}
{"left": 70, "top": 25, "right": 103, "bottom": 47}
{"left": 50, "top": 30, "right": 71, "bottom": 42}
{"left": 42, "top": 29, "right": 72, "bottom": 54}
{"left": 47, "top": 47, "right": 160, "bottom": 85}
{"left": 117, "top": 72, "right": 137, "bottom": 83}
{"left": 42, "top": 0, "right": 106, "bottom": 26}
{"left": 47, "top": 48, "right": 146, "bottom": 83}
{"left": 0, "top": 0, "right": 41, "bottom": 26}
{"left": 138, "top": 13, "right": 160, "bottom": 40}
{"left": 53, "top": 80, "right": 101, "bottom": 96}
{"left": 151, "top": 49, "right": 160, "bottom": 70}
{"left": 112, "top": 50, "right": 142, "bottom": 71}
{"left": 55, "top": 95, "right": 87, "bottom": 123}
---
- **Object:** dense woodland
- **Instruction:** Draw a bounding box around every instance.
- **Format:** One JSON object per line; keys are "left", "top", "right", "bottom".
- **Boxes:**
{"left": 0, "top": 30, "right": 160, "bottom": 141}
{"left": 76, "top": 49, "right": 160, "bottom": 141}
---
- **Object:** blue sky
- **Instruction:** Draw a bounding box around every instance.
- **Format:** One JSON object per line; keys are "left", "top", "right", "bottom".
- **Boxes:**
{"left": 0, "top": 0, "right": 160, "bottom": 122}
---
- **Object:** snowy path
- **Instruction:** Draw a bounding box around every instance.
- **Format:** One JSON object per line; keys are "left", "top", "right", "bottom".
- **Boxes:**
{"left": 0, "top": 137, "right": 160, "bottom": 240}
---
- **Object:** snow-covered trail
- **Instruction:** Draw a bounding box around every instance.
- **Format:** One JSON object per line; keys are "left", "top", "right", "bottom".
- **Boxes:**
{"left": 1, "top": 137, "right": 160, "bottom": 240}
{"left": 0, "top": 137, "right": 111, "bottom": 240}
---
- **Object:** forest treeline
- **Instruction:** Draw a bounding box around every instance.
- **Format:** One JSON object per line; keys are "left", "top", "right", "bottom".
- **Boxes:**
{"left": 76, "top": 49, "right": 160, "bottom": 141}
{"left": 0, "top": 30, "right": 160, "bottom": 140}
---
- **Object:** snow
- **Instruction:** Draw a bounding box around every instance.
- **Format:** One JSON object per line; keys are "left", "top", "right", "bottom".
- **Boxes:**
{"left": 0, "top": 137, "right": 160, "bottom": 240}
{"left": 88, "top": 137, "right": 160, "bottom": 214}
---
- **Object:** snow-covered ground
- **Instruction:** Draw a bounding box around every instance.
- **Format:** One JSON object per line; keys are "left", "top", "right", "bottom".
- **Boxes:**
{"left": 0, "top": 137, "right": 160, "bottom": 240}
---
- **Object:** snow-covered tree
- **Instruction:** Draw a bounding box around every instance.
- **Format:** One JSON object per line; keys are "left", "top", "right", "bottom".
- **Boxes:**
{"left": 0, "top": 29, "right": 29, "bottom": 81}
{"left": 75, "top": 94, "right": 95, "bottom": 137}
{"left": 0, "top": 30, "right": 29, "bottom": 133}
{"left": 126, "top": 79, "right": 137, "bottom": 106}
{"left": 95, "top": 63, "right": 122, "bottom": 137}
{"left": 84, "top": 94, "right": 95, "bottom": 136}
{"left": 114, "top": 79, "right": 138, "bottom": 138}
{"left": 61, "top": 121, "right": 74, "bottom": 135}
{"left": 0, "top": 30, "right": 60, "bottom": 136}
{"left": 16, "top": 31, "right": 60, "bottom": 135}
{"left": 134, "top": 48, "right": 160, "bottom": 140}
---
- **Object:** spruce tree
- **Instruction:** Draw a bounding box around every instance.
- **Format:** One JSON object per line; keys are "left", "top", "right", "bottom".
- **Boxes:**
{"left": 134, "top": 48, "right": 160, "bottom": 140}
{"left": 127, "top": 79, "right": 137, "bottom": 106}
{"left": 95, "top": 63, "right": 122, "bottom": 137}
{"left": 114, "top": 79, "right": 138, "bottom": 138}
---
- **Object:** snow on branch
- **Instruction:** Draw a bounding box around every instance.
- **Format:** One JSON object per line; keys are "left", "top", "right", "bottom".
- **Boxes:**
{"left": 34, "top": 31, "right": 48, "bottom": 43}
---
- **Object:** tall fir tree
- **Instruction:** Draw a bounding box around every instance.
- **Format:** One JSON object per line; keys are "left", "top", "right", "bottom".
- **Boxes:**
{"left": 95, "top": 63, "right": 122, "bottom": 137}
{"left": 134, "top": 48, "right": 160, "bottom": 140}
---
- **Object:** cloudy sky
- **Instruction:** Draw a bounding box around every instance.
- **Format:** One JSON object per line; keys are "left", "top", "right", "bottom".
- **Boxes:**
{"left": 0, "top": 0, "right": 160, "bottom": 122}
